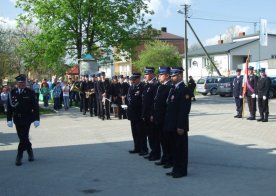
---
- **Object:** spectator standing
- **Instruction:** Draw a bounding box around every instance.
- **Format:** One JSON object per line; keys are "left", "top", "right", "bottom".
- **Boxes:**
{"left": 32, "top": 79, "right": 40, "bottom": 102}
{"left": 1, "top": 86, "right": 9, "bottom": 113}
{"left": 188, "top": 76, "right": 196, "bottom": 101}
{"left": 40, "top": 83, "right": 50, "bottom": 108}
{"left": 62, "top": 81, "right": 70, "bottom": 110}
{"left": 52, "top": 82, "right": 62, "bottom": 111}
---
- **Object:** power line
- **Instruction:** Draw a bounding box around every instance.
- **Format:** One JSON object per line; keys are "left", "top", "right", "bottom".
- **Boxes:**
{"left": 190, "top": 17, "right": 276, "bottom": 24}
{"left": 190, "top": 17, "right": 257, "bottom": 24}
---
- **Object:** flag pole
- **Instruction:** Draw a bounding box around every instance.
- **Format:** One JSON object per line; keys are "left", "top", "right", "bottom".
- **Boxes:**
{"left": 242, "top": 50, "right": 250, "bottom": 119}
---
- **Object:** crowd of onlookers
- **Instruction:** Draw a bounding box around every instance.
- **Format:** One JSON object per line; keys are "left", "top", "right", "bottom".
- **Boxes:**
{"left": 0, "top": 76, "right": 78, "bottom": 113}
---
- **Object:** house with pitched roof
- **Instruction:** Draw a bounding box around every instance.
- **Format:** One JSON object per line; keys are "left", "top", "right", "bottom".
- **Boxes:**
{"left": 186, "top": 33, "right": 276, "bottom": 80}
{"left": 113, "top": 27, "right": 185, "bottom": 76}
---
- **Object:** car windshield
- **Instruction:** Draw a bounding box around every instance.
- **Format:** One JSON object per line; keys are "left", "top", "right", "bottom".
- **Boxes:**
{"left": 219, "top": 78, "right": 230, "bottom": 83}
{"left": 197, "top": 79, "right": 205, "bottom": 84}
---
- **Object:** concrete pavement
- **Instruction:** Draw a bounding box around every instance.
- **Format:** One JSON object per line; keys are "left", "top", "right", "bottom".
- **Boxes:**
{"left": 0, "top": 95, "right": 276, "bottom": 196}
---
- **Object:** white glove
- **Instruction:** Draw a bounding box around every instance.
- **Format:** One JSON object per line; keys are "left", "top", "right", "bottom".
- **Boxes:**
{"left": 34, "top": 121, "right": 40, "bottom": 128}
{"left": 7, "top": 121, "right": 13, "bottom": 128}
{"left": 256, "top": 95, "right": 258, "bottom": 99}
{"left": 251, "top": 93, "right": 256, "bottom": 98}
{"left": 263, "top": 96, "right": 267, "bottom": 100}
{"left": 239, "top": 95, "right": 243, "bottom": 99}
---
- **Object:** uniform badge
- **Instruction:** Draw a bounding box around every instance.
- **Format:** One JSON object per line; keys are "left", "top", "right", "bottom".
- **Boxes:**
{"left": 185, "top": 94, "right": 190, "bottom": 99}
{"left": 147, "top": 87, "right": 150, "bottom": 92}
{"left": 135, "top": 91, "right": 140, "bottom": 96}
{"left": 171, "top": 95, "right": 174, "bottom": 101}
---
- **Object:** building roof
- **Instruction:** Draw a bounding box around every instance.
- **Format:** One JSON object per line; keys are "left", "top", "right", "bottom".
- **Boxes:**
{"left": 157, "top": 31, "right": 184, "bottom": 40}
{"left": 188, "top": 39, "right": 258, "bottom": 57}
{"left": 67, "top": 65, "right": 79, "bottom": 75}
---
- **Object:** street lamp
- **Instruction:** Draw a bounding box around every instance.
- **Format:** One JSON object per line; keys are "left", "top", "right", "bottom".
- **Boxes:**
{"left": 177, "top": 6, "right": 189, "bottom": 84}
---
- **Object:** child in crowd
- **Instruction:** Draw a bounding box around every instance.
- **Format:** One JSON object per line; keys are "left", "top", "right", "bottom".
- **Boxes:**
{"left": 40, "top": 82, "right": 50, "bottom": 108}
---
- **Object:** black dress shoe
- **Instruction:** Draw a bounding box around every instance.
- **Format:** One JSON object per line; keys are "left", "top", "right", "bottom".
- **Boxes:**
{"left": 234, "top": 115, "right": 239, "bottom": 118}
{"left": 155, "top": 161, "right": 166, "bottom": 166}
{"left": 237, "top": 115, "right": 242, "bottom": 118}
{"left": 143, "top": 155, "right": 151, "bottom": 159}
{"left": 257, "top": 118, "right": 264, "bottom": 122}
{"left": 28, "top": 150, "right": 34, "bottom": 162}
{"left": 262, "top": 119, "right": 268, "bottom": 122}
{"left": 15, "top": 155, "right": 22, "bottom": 166}
{"left": 129, "top": 150, "right": 139, "bottom": 154}
{"left": 163, "top": 163, "right": 172, "bottom": 169}
{"left": 166, "top": 171, "right": 174, "bottom": 176}
{"left": 149, "top": 157, "right": 160, "bottom": 161}
{"left": 247, "top": 117, "right": 255, "bottom": 120}
{"left": 172, "top": 173, "right": 187, "bottom": 178}
{"left": 139, "top": 152, "right": 148, "bottom": 156}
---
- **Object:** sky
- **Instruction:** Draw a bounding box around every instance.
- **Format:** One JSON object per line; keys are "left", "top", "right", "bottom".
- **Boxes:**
{"left": 1, "top": 0, "right": 276, "bottom": 46}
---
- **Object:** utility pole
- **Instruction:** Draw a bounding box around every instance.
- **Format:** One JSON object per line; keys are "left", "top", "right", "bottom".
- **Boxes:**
{"left": 184, "top": 4, "right": 189, "bottom": 84}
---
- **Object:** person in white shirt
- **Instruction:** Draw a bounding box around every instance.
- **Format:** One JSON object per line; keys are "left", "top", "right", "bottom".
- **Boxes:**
{"left": 62, "top": 81, "right": 70, "bottom": 110}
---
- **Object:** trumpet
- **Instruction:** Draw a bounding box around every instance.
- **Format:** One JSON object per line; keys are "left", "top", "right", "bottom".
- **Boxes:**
{"left": 85, "top": 89, "right": 95, "bottom": 98}
{"left": 70, "top": 83, "right": 80, "bottom": 93}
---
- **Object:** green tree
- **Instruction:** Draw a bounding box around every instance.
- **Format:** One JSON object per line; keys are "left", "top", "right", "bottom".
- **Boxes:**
{"left": 16, "top": 0, "right": 156, "bottom": 61}
{"left": 134, "top": 40, "right": 182, "bottom": 73}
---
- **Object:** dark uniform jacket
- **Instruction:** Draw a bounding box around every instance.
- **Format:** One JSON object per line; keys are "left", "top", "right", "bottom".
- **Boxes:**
{"left": 127, "top": 83, "right": 144, "bottom": 121}
{"left": 142, "top": 78, "right": 159, "bottom": 119}
{"left": 7, "top": 88, "right": 40, "bottom": 124}
{"left": 153, "top": 80, "right": 173, "bottom": 124}
{"left": 164, "top": 81, "right": 192, "bottom": 132}
{"left": 246, "top": 74, "right": 258, "bottom": 96}
{"left": 110, "top": 82, "right": 122, "bottom": 104}
{"left": 232, "top": 76, "right": 243, "bottom": 97}
{"left": 100, "top": 79, "right": 111, "bottom": 97}
{"left": 257, "top": 76, "right": 271, "bottom": 97}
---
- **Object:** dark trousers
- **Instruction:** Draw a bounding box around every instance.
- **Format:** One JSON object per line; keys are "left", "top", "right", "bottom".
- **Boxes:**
{"left": 54, "top": 97, "right": 60, "bottom": 110}
{"left": 247, "top": 96, "right": 256, "bottom": 117}
{"left": 15, "top": 122, "right": 32, "bottom": 156}
{"left": 130, "top": 120, "right": 148, "bottom": 153}
{"left": 43, "top": 95, "right": 49, "bottom": 107}
{"left": 97, "top": 97, "right": 103, "bottom": 118}
{"left": 163, "top": 131, "right": 174, "bottom": 165}
{"left": 88, "top": 95, "right": 95, "bottom": 116}
{"left": 103, "top": 98, "right": 110, "bottom": 119}
{"left": 79, "top": 93, "right": 84, "bottom": 112}
{"left": 234, "top": 97, "right": 243, "bottom": 115}
{"left": 258, "top": 98, "right": 269, "bottom": 119}
{"left": 145, "top": 119, "right": 159, "bottom": 158}
{"left": 83, "top": 97, "right": 89, "bottom": 114}
{"left": 172, "top": 131, "right": 188, "bottom": 175}
{"left": 35, "top": 93, "right": 40, "bottom": 103}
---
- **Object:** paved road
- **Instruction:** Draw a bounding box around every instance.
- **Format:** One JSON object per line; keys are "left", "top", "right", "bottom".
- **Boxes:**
{"left": 0, "top": 95, "right": 276, "bottom": 196}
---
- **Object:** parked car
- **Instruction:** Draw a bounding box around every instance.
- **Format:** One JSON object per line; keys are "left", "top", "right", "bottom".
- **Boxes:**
{"left": 217, "top": 76, "right": 235, "bottom": 97}
{"left": 196, "top": 76, "right": 222, "bottom": 95}
{"left": 217, "top": 76, "right": 244, "bottom": 97}
{"left": 269, "top": 76, "right": 276, "bottom": 98}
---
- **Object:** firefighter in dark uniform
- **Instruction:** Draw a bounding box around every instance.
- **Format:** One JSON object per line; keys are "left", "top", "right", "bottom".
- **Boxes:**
{"left": 120, "top": 75, "right": 130, "bottom": 119}
{"left": 127, "top": 73, "right": 148, "bottom": 155}
{"left": 151, "top": 66, "right": 174, "bottom": 168}
{"left": 95, "top": 73, "right": 103, "bottom": 119}
{"left": 80, "top": 75, "right": 89, "bottom": 115}
{"left": 142, "top": 67, "right": 160, "bottom": 161}
{"left": 86, "top": 75, "right": 96, "bottom": 117}
{"left": 110, "top": 76, "right": 122, "bottom": 119}
{"left": 233, "top": 68, "right": 243, "bottom": 118}
{"left": 246, "top": 66, "right": 258, "bottom": 120}
{"left": 256, "top": 68, "right": 271, "bottom": 122}
{"left": 7, "top": 74, "right": 40, "bottom": 166}
{"left": 164, "top": 67, "right": 192, "bottom": 178}
{"left": 79, "top": 75, "right": 86, "bottom": 113}
{"left": 100, "top": 72, "right": 111, "bottom": 120}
